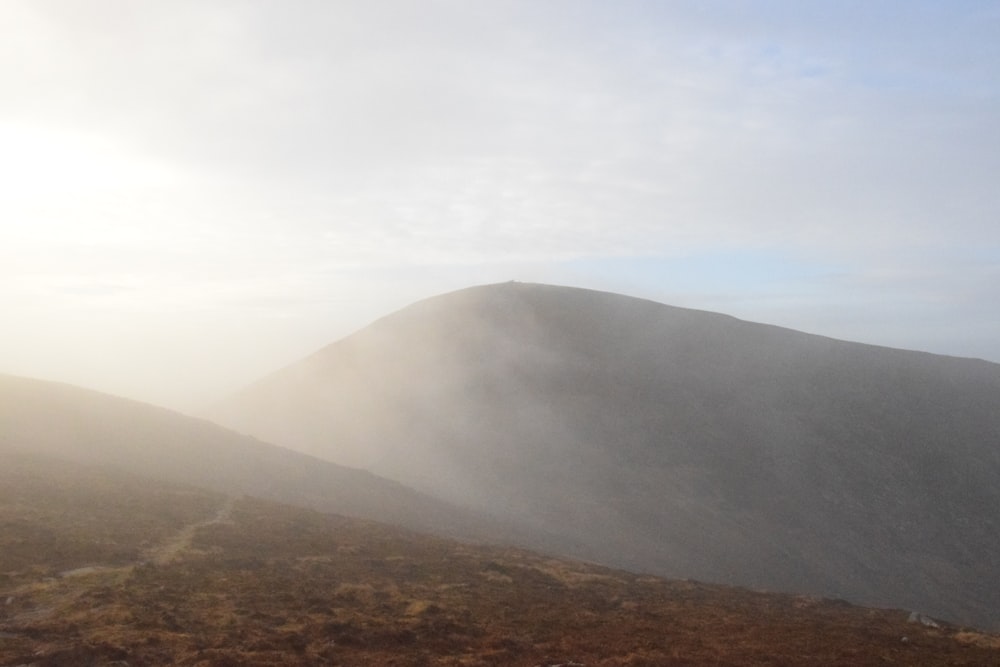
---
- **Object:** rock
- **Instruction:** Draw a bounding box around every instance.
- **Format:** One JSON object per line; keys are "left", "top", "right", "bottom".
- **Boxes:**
{"left": 908, "top": 611, "right": 941, "bottom": 628}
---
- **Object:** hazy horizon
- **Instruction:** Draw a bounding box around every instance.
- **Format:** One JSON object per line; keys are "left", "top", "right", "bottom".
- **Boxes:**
{"left": 3, "top": 1, "right": 999, "bottom": 411}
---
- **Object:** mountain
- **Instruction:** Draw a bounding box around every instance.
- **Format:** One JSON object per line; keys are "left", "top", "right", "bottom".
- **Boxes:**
{"left": 0, "top": 373, "right": 531, "bottom": 545}
{"left": 208, "top": 282, "right": 1000, "bottom": 630}
{"left": 3, "top": 451, "right": 998, "bottom": 665}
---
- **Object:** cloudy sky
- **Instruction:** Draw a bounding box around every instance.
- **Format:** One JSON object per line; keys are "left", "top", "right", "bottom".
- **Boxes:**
{"left": 2, "top": 1, "right": 999, "bottom": 411}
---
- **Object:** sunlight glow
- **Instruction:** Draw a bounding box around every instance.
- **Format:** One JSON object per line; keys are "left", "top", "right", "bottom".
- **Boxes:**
{"left": 0, "top": 124, "right": 172, "bottom": 199}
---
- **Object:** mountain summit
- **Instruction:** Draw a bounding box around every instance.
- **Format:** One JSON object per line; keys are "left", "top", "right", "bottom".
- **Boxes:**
{"left": 209, "top": 282, "right": 1000, "bottom": 629}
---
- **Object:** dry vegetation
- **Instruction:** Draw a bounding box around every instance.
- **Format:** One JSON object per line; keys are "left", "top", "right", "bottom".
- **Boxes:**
{"left": 2, "top": 457, "right": 999, "bottom": 666}
{"left": 0, "top": 453, "right": 223, "bottom": 586}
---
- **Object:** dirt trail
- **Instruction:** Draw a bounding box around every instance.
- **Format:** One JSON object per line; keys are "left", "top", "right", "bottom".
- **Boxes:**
{"left": 146, "top": 495, "right": 235, "bottom": 565}
{"left": 2, "top": 496, "right": 236, "bottom": 631}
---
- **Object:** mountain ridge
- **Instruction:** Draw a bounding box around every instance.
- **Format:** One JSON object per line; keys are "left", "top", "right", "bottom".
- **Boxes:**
{"left": 208, "top": 281, "right": 1000, "bottom": 630}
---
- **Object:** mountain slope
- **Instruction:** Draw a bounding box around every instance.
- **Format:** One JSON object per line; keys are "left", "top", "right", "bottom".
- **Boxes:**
{"left": 0, "top": 373, "right": 527, "bottom": 544}
{"left": 3, "top": 453, "right": 998, "bottom": 666}
{"left": 209, "top": 282, "right": 1000, "bottom": 630}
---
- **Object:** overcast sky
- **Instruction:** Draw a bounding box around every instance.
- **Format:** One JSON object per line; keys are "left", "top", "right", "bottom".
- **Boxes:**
{"left": 2, "top": 1, "right": 999, "bottom": 411}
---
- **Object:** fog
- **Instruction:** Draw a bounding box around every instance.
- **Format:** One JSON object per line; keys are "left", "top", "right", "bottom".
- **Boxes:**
{"left": 1, "top": 1, "right": 999, "bottom": 410}
{"left": 209, "top": 282, "right": 1000, "bottom": 629}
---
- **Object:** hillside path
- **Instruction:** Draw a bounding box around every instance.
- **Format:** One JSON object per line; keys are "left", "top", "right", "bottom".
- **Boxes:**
{"left": 2, "top": 496, "right": 236, "bottom": 631}
{"left": 146, "top": 495, "right": 236, "bottom": 565}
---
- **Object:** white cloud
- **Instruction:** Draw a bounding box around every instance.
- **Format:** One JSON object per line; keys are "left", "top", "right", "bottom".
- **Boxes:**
{"left": 1, "top": 0, "right": 999, "bottom": 408}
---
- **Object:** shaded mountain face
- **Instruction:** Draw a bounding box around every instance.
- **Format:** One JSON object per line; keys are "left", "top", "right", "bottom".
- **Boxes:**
{"left": 3, "top": 453, "right": 998, "bottom": 665}
{"left": 0, "top": 374, "right": 525, "bottom": 544}
{"left": 209, "top": 282, "right": 1000, "bottom": 630}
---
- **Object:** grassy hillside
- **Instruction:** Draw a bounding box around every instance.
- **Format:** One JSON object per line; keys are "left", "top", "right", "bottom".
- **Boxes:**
{"left": 0, "top": 373, "right": 544, "bottom": 549}
{"left": 2, "top": 454, "right": 998, "bottom": 666}
{"left": 209, "top": 282, "right": 1000, "bottom": 630}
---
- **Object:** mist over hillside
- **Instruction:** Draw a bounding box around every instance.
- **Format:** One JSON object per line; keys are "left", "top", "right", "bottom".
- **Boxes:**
{"left": 209, "top": 282, "right": 1000, "bottom": 630}
{"left": 0, "top": 374, "right": 539, "bottom": 547}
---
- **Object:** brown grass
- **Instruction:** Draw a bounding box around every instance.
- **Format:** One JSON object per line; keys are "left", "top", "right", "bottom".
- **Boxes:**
{"left": 2, "top": 465, "right": 999, "bottom": 666}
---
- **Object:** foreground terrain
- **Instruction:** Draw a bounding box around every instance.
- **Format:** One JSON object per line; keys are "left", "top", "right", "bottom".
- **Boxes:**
{"left": 2, "top": 453, "right": 998, "bottom": 666}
